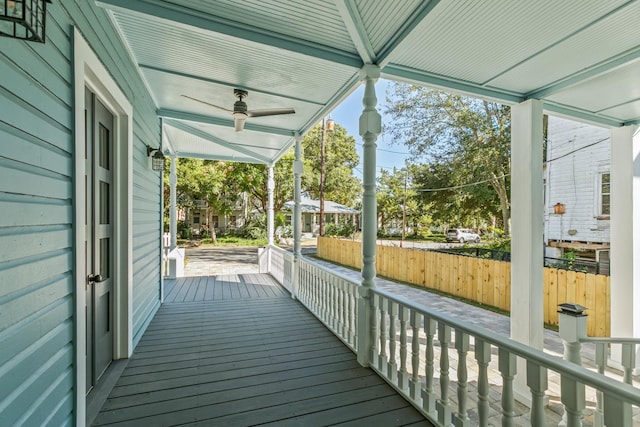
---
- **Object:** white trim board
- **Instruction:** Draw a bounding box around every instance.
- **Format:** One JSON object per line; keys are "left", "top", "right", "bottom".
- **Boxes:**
{"left": 73, "top": 27, "right": 133, "bottom": 427}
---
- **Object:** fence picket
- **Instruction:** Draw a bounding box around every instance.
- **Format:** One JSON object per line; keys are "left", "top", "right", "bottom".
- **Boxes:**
{"left": 317, "top": 237, "right": 611, "bottom": 336}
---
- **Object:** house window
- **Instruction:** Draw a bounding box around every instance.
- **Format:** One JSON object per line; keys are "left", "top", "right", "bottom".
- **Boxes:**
{"left": 599, "top": 173, "right": 610, "bottom": 216}
{"left": 212, "top": 216, "right": 219, "bottom": 228}
{"left": 230, "top": 215, "right": 236, "bottom": 227}
{"left": 193, "top": 214, "right": 200, "bottom": 224}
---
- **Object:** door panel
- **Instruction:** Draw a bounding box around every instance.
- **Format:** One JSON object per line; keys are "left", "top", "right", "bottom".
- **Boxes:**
{"left": 86, "top": 89, "right": 115, "bottom": 392}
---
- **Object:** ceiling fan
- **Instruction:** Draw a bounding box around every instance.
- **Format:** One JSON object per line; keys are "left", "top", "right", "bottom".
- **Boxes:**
{"left": 183, "top": 89, "right": 295, "bottom": 132}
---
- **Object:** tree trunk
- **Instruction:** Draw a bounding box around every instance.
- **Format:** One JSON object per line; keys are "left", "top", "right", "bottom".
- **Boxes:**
{"left": 490, "top": 174, "right": 510, "bottom": 236}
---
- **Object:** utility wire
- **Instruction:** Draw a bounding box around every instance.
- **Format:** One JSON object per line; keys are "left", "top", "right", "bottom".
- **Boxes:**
{"left": 412, "top": 174, "right": 510, "bottom": 192}
{"left": 546, "top": 136, "right": 609, "bottom": 163}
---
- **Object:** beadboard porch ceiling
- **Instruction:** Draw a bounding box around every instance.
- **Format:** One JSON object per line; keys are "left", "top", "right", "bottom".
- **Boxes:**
{"left": 97, "top": 0, "right": 640, "bottom": 164}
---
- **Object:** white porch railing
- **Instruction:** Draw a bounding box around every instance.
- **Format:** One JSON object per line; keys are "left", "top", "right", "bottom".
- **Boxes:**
{"left": 261, "top": 245, "right": 294, "bottom": 294}
{"left": 264, "top": 246, "right": 640, "bottom": 426}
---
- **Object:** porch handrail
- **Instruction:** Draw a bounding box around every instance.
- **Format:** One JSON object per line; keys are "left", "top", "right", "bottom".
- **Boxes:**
{"left": 373, "top": 286, "right": 639, "bottom": 398}
{"left": 265, "top": 250, "right": 640, "bottom": 425}
{"left": 370, "top": 286, "right": 640, "bottom": 426}
{"left": 264, "top": 244, "right": 294, "bottom": 292}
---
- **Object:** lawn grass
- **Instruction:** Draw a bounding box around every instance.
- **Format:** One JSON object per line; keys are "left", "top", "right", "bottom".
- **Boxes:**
{"left": 178, "top": 236, "right": 268, "bottom": 247}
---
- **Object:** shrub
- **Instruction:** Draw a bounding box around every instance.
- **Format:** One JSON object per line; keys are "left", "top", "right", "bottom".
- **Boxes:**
{"left": 325, "top": 222, "right": 356, "bottom": 237}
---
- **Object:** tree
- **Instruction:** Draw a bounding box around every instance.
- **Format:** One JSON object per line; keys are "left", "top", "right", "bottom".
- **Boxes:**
{"left": 235, "top": 154, "right": 294, "bottom": 214}
{"left": 301, "top": 123, "right": 361, "bottom": 207}
{"left": 377, "top": 166, "right": 420, "bottom": 237}
{"left": 384, "top": 84, "right": 511, "bottom": 234}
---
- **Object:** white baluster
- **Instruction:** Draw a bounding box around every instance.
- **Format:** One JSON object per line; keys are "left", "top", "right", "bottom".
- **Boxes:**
{"left": 526, "top": 360, "right": 547, "bottom": 426}
{"left": 498, "top": 348, "right": 516, "bottom": 427}
{"left": 603, "top": 392, "right": 632, "bottom": 427}
{"left": 339, "top": 282, "right": 346, "bottom": 339}
{"left": 423, "top": 316, "right": 437, "bottom": 415}
{"left": 349, "top": 285, "right": 356, "bottom": 347}
{"left": 475, "top": 339, "right": 491, "bottom": 427}
{"left": 321, "top": 270, "right": 328, "bottom": 321}
{"left": 454, "top": 329, "right": 470, "bottom": 427}
{"left": 329, "top": 276, "right": 336, "bottom": 329}
{"left": 621, "top": 342, "right": 635, "bottom": 385}
{"left": 370, "top": 291, "right": 380, "bottom": 365}
{"left": 398, "top": 305, "right": 410, "bottom": 391}
{"left": 378, "top": 294, "right": 388, "bottom": 372}
{"left": 594, "top": 343, "right": 606, "bottom": 427}
{"left": 410, "top": 310, "right": 422, "bottom": 403}
{"left": 437, "top": 322, "right": 452, "bottom": 426}
{"left": 561, "top": 372, "right": 584, "bottom": 426}
{"left": 388, "top": 300, "right": 398, "bottom": 382}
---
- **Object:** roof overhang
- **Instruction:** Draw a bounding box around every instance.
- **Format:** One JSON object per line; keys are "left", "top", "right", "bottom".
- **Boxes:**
{"left": 97, "top": 0, "right": 640, "bottom": 164}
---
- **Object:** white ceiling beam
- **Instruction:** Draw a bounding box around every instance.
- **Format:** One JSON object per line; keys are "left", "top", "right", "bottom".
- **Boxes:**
{"left": 139, "top": 64, "right": 325, "bottom": 106}
{"left": 376, "top": 0, "right": 442, "bottom": 68}
{"left": 334, "top": 1, "right": 375, "bottom": 64}
{"left": 157, "top": 109, "right": 296, "bottom": 137}
{"left": 383, "top": 64, "right": 525, "bottom": 104}
{"left": 164, "top": 119, "right": 273, "bottom": 164}
{"left": 96, "top": 0, "right": 363, "bottom": 68}
{"left": 543, "top": 102, "right": 624, "bottom": 128}
{"left": 486, "top": 0, "right": 637, "bottom": 93}
{"left": 165, "top": 150, "right": 263, "bottom": 164}
{"left": 526, "top": 48, "right": 640, "bottom": 100}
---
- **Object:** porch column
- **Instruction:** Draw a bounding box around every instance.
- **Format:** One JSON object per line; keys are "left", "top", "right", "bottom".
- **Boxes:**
{"left": 610, "top": 125, "right": 640, "bottom": 366}
{"left": 510, "top": 99, "right": 544, "bottom": 400}
{"left": 169, "top": 155, "right": 177, "bottom": 249}
{"left": 267, "top": 165, "right": 275, "bottom": 247}
{"left": 292, "top": 135, "right": 304, "bottom": 298}
{"left": 357, "top": 64, "right": 381, "bottom": 366}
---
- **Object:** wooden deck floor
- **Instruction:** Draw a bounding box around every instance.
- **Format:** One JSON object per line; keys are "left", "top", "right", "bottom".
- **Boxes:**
{"left": 93, "top": 274, "right": 431, "bottom": 426}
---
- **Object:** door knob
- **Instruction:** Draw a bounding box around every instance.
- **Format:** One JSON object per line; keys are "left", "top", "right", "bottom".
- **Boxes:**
{"left": 88, "top": 273, "right": 104, "bottom": 283}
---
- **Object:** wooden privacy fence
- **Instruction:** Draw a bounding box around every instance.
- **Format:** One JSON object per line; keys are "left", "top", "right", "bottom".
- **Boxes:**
{"left": 317, "top": 237, "right": 610, "bottom": 337}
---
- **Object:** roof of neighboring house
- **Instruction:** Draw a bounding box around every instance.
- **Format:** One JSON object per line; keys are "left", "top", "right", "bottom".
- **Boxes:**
{"left": 283, "top": 198, "right": 358, "bottom": 214}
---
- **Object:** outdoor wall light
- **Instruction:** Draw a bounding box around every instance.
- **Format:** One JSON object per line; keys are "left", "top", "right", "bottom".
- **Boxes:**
{"left": 146, "top": 145, "right": 165, "bottom": 172}
{"left": 0, "top": 0, "right": 51, "bottom": 43}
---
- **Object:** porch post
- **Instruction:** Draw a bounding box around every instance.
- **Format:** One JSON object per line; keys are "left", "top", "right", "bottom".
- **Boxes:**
{"left": 267, "top": 165, "right": 275, "bottom": 247}
{"left": 292, "top": 134, "right": 304, "bottom": 299}
{"left": 610, "top": 125, "right": 640, "bottom": 367}
{"left": 510, "top": 99, "right": 544, "bottom": 401}
{"left": 169, "top": 155, "right": 177, "bottom": 249}
{"left": 357, "top": 64, "right": 381, "bottom": 366}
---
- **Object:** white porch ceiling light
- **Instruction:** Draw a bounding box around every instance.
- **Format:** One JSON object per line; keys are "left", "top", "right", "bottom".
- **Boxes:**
{"left": 0, "top": 0, "right": 50, "bottom": 42}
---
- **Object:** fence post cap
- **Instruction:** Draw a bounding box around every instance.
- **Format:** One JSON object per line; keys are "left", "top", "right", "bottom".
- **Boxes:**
{"left": 558, "top": 303, "right": 587, "bottom": 316}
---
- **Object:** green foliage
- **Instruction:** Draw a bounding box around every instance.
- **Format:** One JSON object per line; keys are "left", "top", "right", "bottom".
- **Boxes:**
{"left": 376, "top": 166, "right": 419, "bottom": 234}
{"left": 276, "top": 225, "right": 293, "bottom": 238}
{"left": 324, "top": 222, "right": 356, "bottom": 237}
{"left": 177, "top": 220, "right": 191, "bottom": 239}
{"left": 236, "top": 213, "right": 267, "bottom": 240}
{"left": 200, "top": 236, "right": 268, "bottom": 247}
{"left": 301, "top": 123, "right": 361, "bottom": 206}
{"left": 384, "top": 84, "right": 511, "bottom": 234}
{"left": 481, "top": 236, "right": 511, "bottom": 252}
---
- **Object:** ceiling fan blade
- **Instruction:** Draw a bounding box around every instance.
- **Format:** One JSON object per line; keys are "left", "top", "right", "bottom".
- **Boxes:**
{"left": 246, "top": 108, "right": 295, "bottom": 118}
{"left": 182, "top": 95, "right": 233, "bottom": 114}
{"left": 234, "top": 116, "right": 246, "bottom": 132}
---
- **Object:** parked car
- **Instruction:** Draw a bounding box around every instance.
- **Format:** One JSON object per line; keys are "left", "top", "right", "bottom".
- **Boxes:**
{"left": 446, "top": 228, "right": 481, "bottom": 243}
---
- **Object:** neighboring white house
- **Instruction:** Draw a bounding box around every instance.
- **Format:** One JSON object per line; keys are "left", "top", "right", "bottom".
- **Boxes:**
{"left": 181, "top": 194, "right": 250, "bottom": 237}
{"left": 283, "top": 197, "right": 359, "bottom": 235}
{"left": 544, "top": 116, "right": 610, "bottom": 268}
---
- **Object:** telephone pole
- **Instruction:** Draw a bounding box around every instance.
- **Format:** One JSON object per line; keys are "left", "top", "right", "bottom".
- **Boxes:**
{"left": 319, "top": 116, "right": 334, "bottom": 236}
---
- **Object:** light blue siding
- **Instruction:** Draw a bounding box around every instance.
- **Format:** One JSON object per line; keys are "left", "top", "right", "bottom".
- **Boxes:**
{"left": 0, "top": 1, "right": 162, "bottom": 425}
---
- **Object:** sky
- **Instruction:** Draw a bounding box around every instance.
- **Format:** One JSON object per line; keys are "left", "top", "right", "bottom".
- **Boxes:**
{"left": 330, "top": 78, "right": 412, "bottom": 178}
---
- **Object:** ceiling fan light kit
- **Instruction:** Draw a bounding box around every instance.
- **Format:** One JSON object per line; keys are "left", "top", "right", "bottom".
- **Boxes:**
{"left": 183, "top": 88, "right": 295, "bottom": 132}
